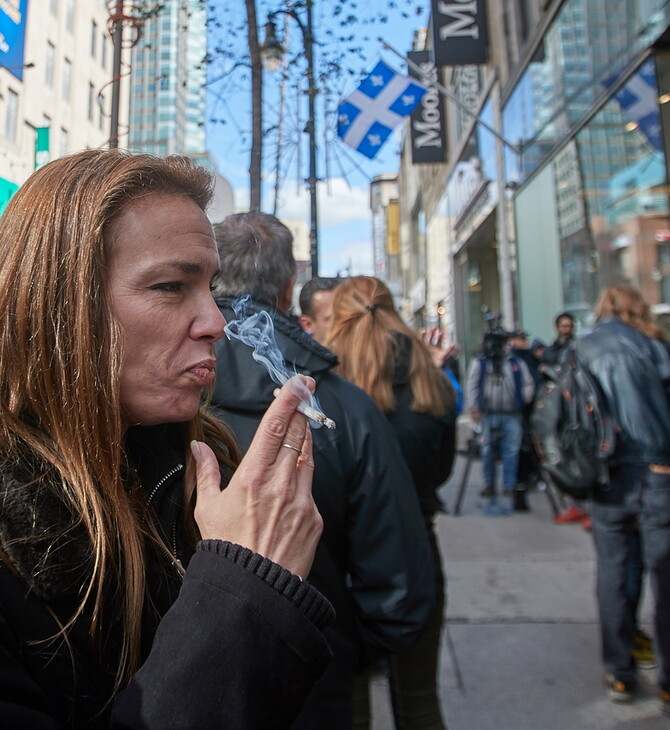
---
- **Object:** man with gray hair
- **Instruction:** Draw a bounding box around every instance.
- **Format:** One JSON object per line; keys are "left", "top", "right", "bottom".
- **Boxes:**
{"left": 211, "top": 211, "right": 436, "bottom": 730}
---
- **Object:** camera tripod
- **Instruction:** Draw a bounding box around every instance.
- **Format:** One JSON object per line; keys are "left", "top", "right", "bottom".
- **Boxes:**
{"left": 451, "top": 432, "right": 564, "bottom": 517}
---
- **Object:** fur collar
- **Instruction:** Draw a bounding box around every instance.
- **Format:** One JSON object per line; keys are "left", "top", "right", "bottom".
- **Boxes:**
{"left": 0, "top": 423, "right": 187, "bottom": 602}
{"left": 0, "top": 460, "right": 93, "bottom": 601}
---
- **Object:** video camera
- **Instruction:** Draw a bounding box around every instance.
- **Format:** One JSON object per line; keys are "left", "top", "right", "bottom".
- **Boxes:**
{"left": 482, "top": 310, "right": 513, "bottom": 373}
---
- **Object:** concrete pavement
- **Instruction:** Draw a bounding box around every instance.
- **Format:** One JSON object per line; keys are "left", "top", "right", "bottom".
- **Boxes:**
{"left": 370, "top": 452, "right": 668, "bottom": 729}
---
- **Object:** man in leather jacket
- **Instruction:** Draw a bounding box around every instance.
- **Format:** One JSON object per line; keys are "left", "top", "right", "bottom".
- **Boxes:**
{"left": 210, "top": 212, "right": 436, "bottom": 730}
{"left": 577, "top": 285, "right": 670, "bottom": 714}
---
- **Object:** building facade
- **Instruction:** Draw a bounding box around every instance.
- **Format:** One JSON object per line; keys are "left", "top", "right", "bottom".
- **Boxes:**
{"left": 127, "top": 1, "right": 235, "bottom": 221}
{"left": 397, "top": 0, "right": 670, "bottom": 365}
{"left": 128, "top": 0, "right": 205, "bottom": 156}
{"left": 0, "top": 0, "right": 125, "bottom": 209}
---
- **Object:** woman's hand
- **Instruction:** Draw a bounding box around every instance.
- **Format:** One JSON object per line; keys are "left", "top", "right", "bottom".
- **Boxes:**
{"left": 420, "top": 326, "right": 455, "bottom": 369}
{"left": 192, "top": 375, "right": 322, "bottom": 578}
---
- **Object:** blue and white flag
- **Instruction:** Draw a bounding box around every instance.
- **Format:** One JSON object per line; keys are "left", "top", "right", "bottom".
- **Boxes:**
{"left": 602, "top": 59, "right": 662, "bottom": 151}
{"left": 337, "top": 60, "right": 429, "bottom": 159}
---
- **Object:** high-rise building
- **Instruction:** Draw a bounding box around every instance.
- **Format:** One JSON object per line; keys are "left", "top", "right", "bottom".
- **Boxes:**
{"left": 128, "top": 0, "right": 206, "bottom": 156}
{"left": 126, "top": 1, "right": 234, "bottom": 221}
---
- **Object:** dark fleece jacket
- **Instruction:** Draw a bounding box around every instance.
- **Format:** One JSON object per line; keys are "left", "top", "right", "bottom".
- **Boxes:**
{"left": 0, "top": 423, "right": 333, "bottom": 729}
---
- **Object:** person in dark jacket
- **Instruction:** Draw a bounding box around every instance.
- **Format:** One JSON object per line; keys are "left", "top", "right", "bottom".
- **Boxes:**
{"left": 543, "top": 311, "right": 575, "bottom": 366}
{"left": 210, "top": 213, "right": 436, "bottom": 730}
{"left": 577, "top": 284, "right": 670, "bottom": 715}
{"left": 540, "top": 311, "right": 592, "bottom": 525}
{"left": 326, "top": 275, "right": 456, "bottom": 730}
{"left": 298, "top": 276, "right": 343, "bottom": 344}
{"left": 0, "top": 150, "right": 333, "bottom": 729}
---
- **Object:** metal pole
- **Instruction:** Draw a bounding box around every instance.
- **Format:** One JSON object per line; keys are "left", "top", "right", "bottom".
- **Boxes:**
{"left": 109, "top": 1, "right": 124, "bottom": 149}
{"left": 304, "top": 0, "right": 319, "bottom": 277}
{"left": 379, "top": 37, "right": 521, "bottom": 156}
{"left": 493, "top": 84, "right": 516, "bottom": 328}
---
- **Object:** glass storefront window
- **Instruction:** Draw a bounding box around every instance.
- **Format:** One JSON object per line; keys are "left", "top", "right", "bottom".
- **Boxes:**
{"left": 555, "top": 57, "right": 670, "bottom": 326}
{"left": 503, "top": 0, "right": 670, "bottom": 186}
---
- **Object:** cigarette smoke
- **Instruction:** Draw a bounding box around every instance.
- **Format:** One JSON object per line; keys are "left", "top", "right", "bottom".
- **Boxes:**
{"left": 224, "top": 295, "right": 324, "bottom": 428}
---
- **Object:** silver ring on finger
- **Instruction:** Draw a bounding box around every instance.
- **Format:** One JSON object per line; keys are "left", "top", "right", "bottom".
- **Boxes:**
{"left": 281, "top": 443, "right": 302, "bottom": 455}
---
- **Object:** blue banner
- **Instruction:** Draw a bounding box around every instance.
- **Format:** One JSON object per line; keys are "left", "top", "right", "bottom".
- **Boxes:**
{"left": 0, "top": 0, "right": 28, "bottom": 81}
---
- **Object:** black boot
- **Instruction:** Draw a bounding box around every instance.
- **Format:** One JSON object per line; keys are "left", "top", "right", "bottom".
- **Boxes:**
{"left": 513, "top": 486, "right": 530, "bottom": 512}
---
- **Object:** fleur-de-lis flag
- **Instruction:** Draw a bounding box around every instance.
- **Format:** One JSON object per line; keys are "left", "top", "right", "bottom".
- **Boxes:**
{"left": 337, "top": 60, "right": 429, "bottom": 159}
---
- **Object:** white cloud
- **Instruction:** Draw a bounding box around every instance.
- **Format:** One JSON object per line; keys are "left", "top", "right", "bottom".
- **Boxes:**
{"left": 320, "top": 237, "right": 374, "bottom": 277}
{"left": 214, "top": 174, "right": 375, "bottom": 277}
{"left": 273, "top": 177, "right": 371, "bottom": 228}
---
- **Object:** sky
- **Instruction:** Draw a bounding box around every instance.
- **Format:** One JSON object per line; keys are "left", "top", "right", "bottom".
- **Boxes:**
{"left": 205, "top": 2, "right": 431, "bottom": 277}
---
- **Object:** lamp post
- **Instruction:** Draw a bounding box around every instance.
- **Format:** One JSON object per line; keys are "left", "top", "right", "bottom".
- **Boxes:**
{"left": 109, "top": 0, "right": 125, "bottom": 149}
{"left": 261, "top": 1, "right": 319, "bottom": 277}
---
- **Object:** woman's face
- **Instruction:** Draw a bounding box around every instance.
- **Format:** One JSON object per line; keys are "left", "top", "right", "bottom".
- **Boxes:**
{"left": 105, "top": 193, "right": 225, "bottom": 427}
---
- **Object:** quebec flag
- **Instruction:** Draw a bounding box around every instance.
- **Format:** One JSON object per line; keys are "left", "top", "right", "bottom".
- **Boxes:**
{"left": 602, "top": 59, "right": 662, "bottom": 151}
{"left": 337, "top": 60, "right": 428, "bottom": 159}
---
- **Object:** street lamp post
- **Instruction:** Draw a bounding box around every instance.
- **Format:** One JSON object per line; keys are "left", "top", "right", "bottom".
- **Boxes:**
{"left": 109, "top": 0, "right": 124, "bottom": 149}
{"left": 261, "top": 1, "right": 319, "bottom": 277}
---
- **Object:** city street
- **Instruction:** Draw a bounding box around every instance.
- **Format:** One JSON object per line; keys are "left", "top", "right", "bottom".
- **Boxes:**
{"left": 370, "top": 450, "right": 667, "bottom": 729}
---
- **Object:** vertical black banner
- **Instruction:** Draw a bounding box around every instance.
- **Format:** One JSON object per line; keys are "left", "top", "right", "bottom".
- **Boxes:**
{"left": 431, "top": 0, "right": 489, "bottom": 66}
{"left": 408, "top": 51, "right": 446, "bottom": 164}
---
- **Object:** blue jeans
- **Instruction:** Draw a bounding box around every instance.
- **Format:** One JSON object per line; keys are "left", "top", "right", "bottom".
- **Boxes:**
{"left": 591, "top": 463, "right": 670, "bottom": 690}
{"left": 481, "top": 413, "right": 523, "bottom": 491}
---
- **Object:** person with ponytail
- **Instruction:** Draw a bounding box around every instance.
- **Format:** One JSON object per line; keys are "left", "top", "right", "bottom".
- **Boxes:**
{"left": 326, "top": 275, "right": 456, "bottom": 730}
{"left": 0, "top": 149, "right": 332, "bottom": 729}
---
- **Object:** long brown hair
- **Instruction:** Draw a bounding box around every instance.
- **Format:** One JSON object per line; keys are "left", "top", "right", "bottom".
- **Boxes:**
{"left": 0, "top": 149, "right": 239, "bottom": 690}
{"left": 594, "top": 284, "right": 666, "bottom": 340}
{"left": 326, "top": 276, "right": 453, "bottom": 415}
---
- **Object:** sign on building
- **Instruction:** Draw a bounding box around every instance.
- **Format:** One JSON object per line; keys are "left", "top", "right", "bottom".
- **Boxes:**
{"left": 0, "top": 0, "right": 28, "bottom": 80}
{"left": 0, "top": 175, "right": 18, "bottom": 214}
{"left": 430, "top": 0, "right": 489, "bottom": 66}
{"left": 408, "top": 51, "right": 446, "bottom": 163}
{"left": 386, "top": 200, "right": 400, "bottom": 255}
{"left": 34, "top": 127, "right": 49, "bottom": 170}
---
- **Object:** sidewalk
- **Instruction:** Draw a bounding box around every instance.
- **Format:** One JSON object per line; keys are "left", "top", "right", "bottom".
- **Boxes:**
{"left": 370, "top": 453, "right": 667, "bottom": 729}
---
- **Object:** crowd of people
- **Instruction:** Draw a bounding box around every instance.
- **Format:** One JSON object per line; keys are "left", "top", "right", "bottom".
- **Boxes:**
{"left": 1, "top": 149, "right": 670, "bottom": 726}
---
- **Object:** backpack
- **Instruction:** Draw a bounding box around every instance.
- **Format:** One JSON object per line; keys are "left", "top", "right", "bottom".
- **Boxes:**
{"left": 530, "top": 347, "right": 616, "bottom": 499}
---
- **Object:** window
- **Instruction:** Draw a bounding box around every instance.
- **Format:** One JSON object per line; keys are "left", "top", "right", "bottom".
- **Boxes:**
{"left": 98, "top": 93, "right": 105, "bottom": 131}
{"left": 45, "top": 42, "right": 55, "bottom": 86}
{"left": 5, "top": 89, "right": 18, "bottom": 141}
{"left": 62, "top": 58, "right": 71, "bottom": 101}
{"left": 50, "top": 0, "right": 57, "bottom": 14}
{"left": 59, "top": 127, "right": 68, "bottom": 157}
{"left": 88, "top": 83, "right": 95, "bottom": 121}
{"left": 91, "top": 21, "right": 97, "bottom": 57}
{"left": 65, "top": 0, "right": 74, "bottom": 32}
{"left": 102, "top": 34, "right": 108, "bottom": 68}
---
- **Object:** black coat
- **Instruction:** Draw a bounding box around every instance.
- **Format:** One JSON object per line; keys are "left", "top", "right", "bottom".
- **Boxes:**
{"left": 577, "top": 316, "right": 670, "bottom": 465}
{"left": 385, "top": 333, "right": 457, "bottom": 595}
{"left": 0, "top": 423, "right": 333, "bottom": 729}
{"left": 386, "top": 333, "right": 457, "bottom": 520}
{"left": 212, "top": 298, "right": 436, "bottom": 730}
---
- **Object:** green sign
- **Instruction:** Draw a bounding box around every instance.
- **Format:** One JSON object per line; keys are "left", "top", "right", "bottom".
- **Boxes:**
{"left": 0, "top": 177, "right": 19, "bottom": 215}
{"left": 34, "top": 126, "right": 49, "bottom": 169}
